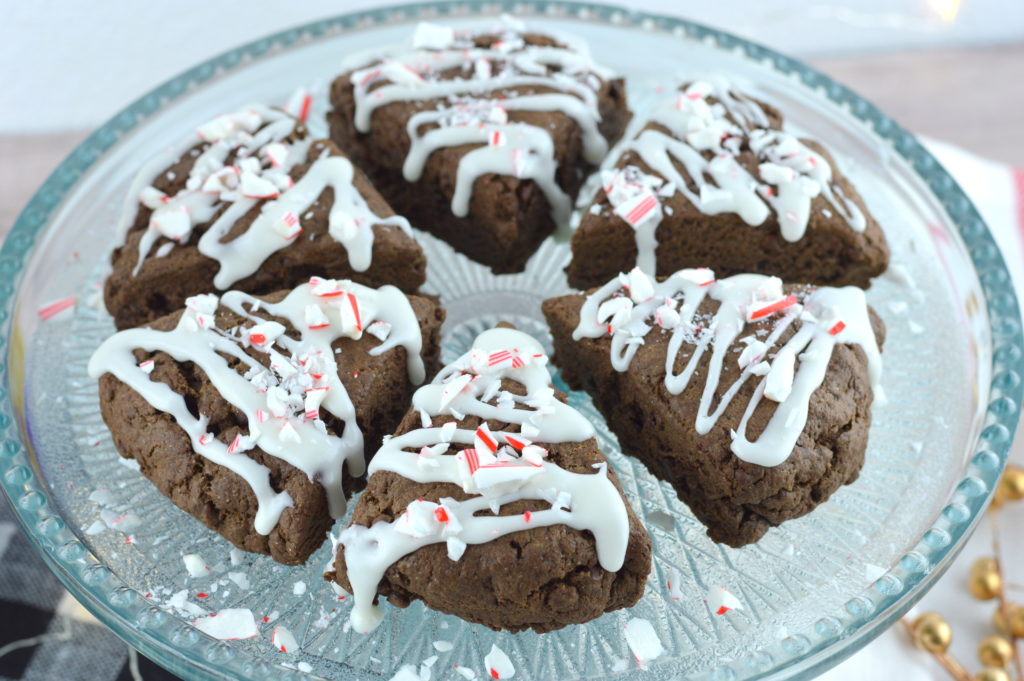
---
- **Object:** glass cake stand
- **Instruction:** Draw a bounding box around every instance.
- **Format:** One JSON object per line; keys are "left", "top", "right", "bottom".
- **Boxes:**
{"left": 1, "top": 3, "right": 1022, "bottom": 680}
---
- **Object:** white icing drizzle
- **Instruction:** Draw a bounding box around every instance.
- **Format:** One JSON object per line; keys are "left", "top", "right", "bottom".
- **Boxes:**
{"left": 572, "top": 267, "right": 883, "bottom": 467}
{"left": 118, "top": 104, "right": 410, "bottom": 287}
{"left": 345, "top": 19, "right": 615, "bottom": 236}
{"left": 603, "top": 79, "right": 866, "bottom": 273}
{"left": 88, "top": 278, "right": 426, "bottom": 534}
{"left": 335, "top": 327, "right": 630, "bottom": 633}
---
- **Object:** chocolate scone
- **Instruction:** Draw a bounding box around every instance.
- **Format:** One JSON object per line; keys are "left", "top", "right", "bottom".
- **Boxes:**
{"left": 105, "top": 104, "right": 426, "bottom": 329}
{"left": 326, "top": 325, "right": 651, "bottom": 633}
{"left": 566, "top": 80, "right": 890, "bottom": 291}
{"left": 544, "top": 267, "right": 885, "bottom": 547}
{"left": 328, "top": 18, "right": 631, "bottom": 274}
{"left": 89, "top": 278, "right": 445, "bottom": 565}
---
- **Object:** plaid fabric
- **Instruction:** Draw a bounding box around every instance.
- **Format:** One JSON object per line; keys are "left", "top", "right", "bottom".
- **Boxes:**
{"left": 0, "top": 500, "right": 181, "bottom": 681}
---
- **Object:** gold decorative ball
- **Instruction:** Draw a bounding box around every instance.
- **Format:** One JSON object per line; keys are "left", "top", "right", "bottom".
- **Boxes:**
{"left": 912, "top": 612, "right": 952, "bottom": 653}
{"left": 978, "top": 635, "right": 1014, "bottom": 667}
{"left": 974, "top": 668, "right": 1010, "bottom": 681}
{"left": 973, "top": 558, "right": 999, "bottom": 576}
{"left": 970, "top": 558, "right": 1003, "bottom": 600}
{"left": 999, "top": 466, "right": 1024, "bottom": 501}
{"left": 993, "top": 604, "right": 1024, "bottom": 637}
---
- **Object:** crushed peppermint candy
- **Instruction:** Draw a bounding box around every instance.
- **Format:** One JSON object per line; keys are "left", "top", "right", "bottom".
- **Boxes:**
{"left": 484, "top": 644, "right": 515, "bottom": 679}
{"left": 193, "top": 608, "right": 259, "bottom": 640}
{"left": 182, "top": 553, "right": 211, "bottom": 578}
{"left": 707, "top": 585, "right": 743, "bottom": 615}
{"left": 271, "top": 625, "right": 299, "bottom": 653}
{"left": 624, "top": 617, "right": 665, "bottom": 668}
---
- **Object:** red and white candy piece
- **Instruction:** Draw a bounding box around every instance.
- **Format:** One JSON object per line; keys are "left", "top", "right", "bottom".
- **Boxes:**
{"left": 182, "top": 553, "right": 211, "bottom": 578}
{"left": 438, "top": 373, "right": 473, "bottom": 412}
{"left": 138, "top": 359, "right": 155, "bottom": 375}
{"left": 626, "top": 268, "right": 654, "bottom": 303}
{"left": 706, "top": 585, "right": 743, "bottom": 615}
{"left": 305, "top": 304, "right": 331, "bottom": 330}
{"left": 196, "top": 115, "right": 240, "bottom": 142}
{"left": 271, "top": 625, "right": 299, "bottom": 653}
{"left": 737, "top": 338, "right": 767, "bottom": 369}
{"left": 366, "top": 320, "right": 392, "bottom": 342}
{"left": 150, "top": 205, "right": 191, "bottom": 242}
{"left": 262, "top": 142, "right": 289, "bottom": 168}
{"left": 138, "top": 185, "right": 169, "bottom": 209}
{"left": 747, "top": 294, "right": 798, "bottom": 322}
{"left": 37, "top": 296, "right": 76, "bottom": 322}
{"left": 340, "top": 292, "right": 362, "bottom": 333}
{"left": 483, "top": 644, "right": 515, "bottom": 680}
{"left": 247, "top": 320, "right": 285, "bottom": 347}
{"left": 308, "top": 276, "right": 342, "bottom": 297}
{"left": 279, "top": 420, "right": 301, "bottom": 444}
{"left": 624, "top": 617, "right": 665, "bottom": 668}
{"left": 283, "top": 87, "right": 313, "bottom": 123}
{"left": 193, "top": 608, "right": 259, "bottom": 641}
{"left": 614, "top": 190, "right": 661, "bottom": 229}
{"left": 439, "top": 421, "right": 458, "bottom": 442}
{"left": 474, "top": 424, "right": 499, "bottom": 455}
{"left": 674, "top": 268, "right": 715, "bottom": 287}
{"left": 666, "top": 567, "right": 683, "bottom": 601}
{"left": 201, "top": 166, "right": 240, "bottom": 194}
{"left": 240, "top": 171, "right": 279, "bottom": 200}
{"left": 488, "top": 129, "right": 506, "bottom": 147}
{"left": 828, "top": 320, "right": 846, "bottom": 336}
{"left": 764, "top": 352, "right": 795, "bottom": 403}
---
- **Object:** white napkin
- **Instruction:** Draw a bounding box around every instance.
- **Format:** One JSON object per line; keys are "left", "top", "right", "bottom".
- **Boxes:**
{"left": 822, "top": 140, "right": 1024, "bottom": 680}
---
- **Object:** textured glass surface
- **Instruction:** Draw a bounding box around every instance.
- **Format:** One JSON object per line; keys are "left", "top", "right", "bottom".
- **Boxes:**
{"left": 1, "top": 3, "right": 1022, "bottom": 681}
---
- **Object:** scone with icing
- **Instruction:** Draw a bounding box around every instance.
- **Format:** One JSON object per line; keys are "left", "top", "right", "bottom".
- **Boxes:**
{"left": 543, "top": 267, "right": 885, "bottom": 547}
{"left": 566, "top": 80, "right": 890, "bottom": 291}
{"left": 105, "top": 104, "right": 426, "bottom": 330}
{"left": 326, "top": 325, "right": 651, "bottom": 633}
{"left": 89, "top": 278, "right": 444, "bottom": 565}
{"left": 328, "top": 18, "right": 631, "bottom": 274}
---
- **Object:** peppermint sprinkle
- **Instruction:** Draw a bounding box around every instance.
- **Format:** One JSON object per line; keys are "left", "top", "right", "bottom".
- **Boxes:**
{"left": 37, "top": 296, "right": 76, "bottom": 321}
{"left": 483, "top": 644, "right": 515, "bottom": 679}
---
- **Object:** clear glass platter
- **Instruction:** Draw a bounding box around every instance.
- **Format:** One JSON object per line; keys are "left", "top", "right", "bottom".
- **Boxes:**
{"left": 2, "top": 3, "right": 1022, "bottom": 680}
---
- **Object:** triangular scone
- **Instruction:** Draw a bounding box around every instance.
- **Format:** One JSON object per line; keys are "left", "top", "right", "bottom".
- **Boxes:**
{"left": 104, "top": 104, "right": 426, "bottom": 330}
{"left": 566, "top": 80, "right": 890, "bottom": 291}
{"left": 90, "top": 278, "right": 444, "bottom": 565}
{"left": 328, "top": 18, "right": 631, "bottom": 274}
{"left": 543, "top": 268, "right": 885, "bottom": 547}
{"left": 326, "top": 325, "right": 651, "bottom": 634}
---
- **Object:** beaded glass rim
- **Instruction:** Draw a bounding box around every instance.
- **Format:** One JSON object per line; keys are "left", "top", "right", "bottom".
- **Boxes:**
{"left": 0, "top": 2, "right": 1021, "bottom": 680}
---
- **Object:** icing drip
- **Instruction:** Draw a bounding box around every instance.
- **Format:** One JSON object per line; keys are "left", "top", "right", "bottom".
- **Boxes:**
{"left": 610, "top": 79, "right": 866, "bottom": 272}
{"left": 572, "top": 267, "right": 883, "bottom": 467}
{"left": 335, "top": 327, "right": 630, "bottom": 633}
{"left": 345, "top": 19, "right": 615, "bottom": 236}
{"left": 88, "top": 278, "right": 426, "bottom": 534}
{"left": 118, "top": 104, "right": 409, "bottom": 287}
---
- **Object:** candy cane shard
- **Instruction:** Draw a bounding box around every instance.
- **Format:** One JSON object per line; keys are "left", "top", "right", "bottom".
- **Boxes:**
{"left": 116, "top": 103, "right": 410, "bottom": 287}
{"left": 332, "top": 326, "right": 633, "bottom": 634}
{"left": 88, "top": 278, "right": 425, "bottom": 536}
{"left": 568, "top": 268, "right": 884, "bottom": 467}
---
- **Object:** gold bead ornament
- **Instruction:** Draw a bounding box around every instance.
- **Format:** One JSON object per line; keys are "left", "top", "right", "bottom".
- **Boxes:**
{"left": 912, "top": 612, "right": 953, "bottom": 653}
{"left": 970, "top": 558, "right": 1003, "bottom": 600}
{"left": 998, "top": 466, "right": 1024, "bottom": 502}
{"left": 993, "top": 604, "right": 1024, "bottom": 637}
{"left": 974, "top": 668, "right": 1010, "bottom": 681}
{"left": 977, "top": 635, "right": 1014, "bottom": 667}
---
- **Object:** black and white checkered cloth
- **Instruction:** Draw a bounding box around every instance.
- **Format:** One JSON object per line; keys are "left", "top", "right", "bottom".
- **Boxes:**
{"left": 0, "top": 500, "right": 182, "bottom": 681}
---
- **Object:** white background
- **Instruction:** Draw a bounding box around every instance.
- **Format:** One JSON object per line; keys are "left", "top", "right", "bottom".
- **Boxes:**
{"left": 2, "top": 0, "right": 1023, "bottom": 133}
